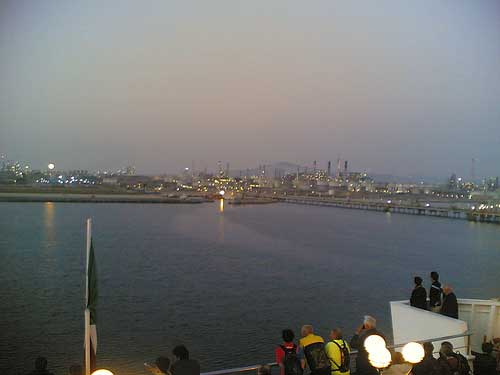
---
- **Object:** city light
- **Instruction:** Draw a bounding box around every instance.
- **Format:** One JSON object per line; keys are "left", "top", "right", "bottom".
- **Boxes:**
{"left": 219, "top": 190, "right": 225, "bottom": 196}
{"left": 48, "top": 163, "right": 55, "bottom": 170}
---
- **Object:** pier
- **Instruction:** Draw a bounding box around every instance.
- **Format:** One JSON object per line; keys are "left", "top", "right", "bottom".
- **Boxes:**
{"left": 278, "top": 196, "right": 500, "bottom": 224}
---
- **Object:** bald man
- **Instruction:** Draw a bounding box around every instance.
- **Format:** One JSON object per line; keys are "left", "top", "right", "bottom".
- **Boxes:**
{"left": 440, "top": 285, "right": 458, "bottom": 319}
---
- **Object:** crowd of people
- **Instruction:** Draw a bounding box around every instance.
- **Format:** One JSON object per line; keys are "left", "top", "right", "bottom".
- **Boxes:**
{"left": 25, "top": 271, "right": 499, "bottom": 375}
{"left": 271, "top": 317, "right": 499, "bottom": 375}
{"left": 410, "top": 271, "right": 459, "bottom": 319}
{"left": 25, "top": 345, "right": 201, "bottom": 375}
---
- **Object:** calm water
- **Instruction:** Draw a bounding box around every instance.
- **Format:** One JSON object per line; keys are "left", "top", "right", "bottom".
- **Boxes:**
{"left": 1, "top": 202, "right": 499, "bottom": 375}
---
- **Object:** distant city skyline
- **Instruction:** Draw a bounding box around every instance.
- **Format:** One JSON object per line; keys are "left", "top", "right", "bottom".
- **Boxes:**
{"left": 1, "top": 1, "right": 499, "bottom": 177}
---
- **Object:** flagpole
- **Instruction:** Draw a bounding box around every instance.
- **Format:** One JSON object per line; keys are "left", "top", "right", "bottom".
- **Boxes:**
{"left": 85, "top": 218, "right": 92, "bottom": 375}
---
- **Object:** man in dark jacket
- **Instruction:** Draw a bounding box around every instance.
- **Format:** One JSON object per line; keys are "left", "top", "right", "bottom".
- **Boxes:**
{"left": 410, "top": 276, "right": 428, "bottom": 310}
{"left": 438, "top": 341, "right": 470, "bottom": 375}
{"left": 472, "top": 342, "right": 497, "bottom": 375}
{"left": 171, "top": 345, "right": 200, "bottom": 375}
{"left": 429, "top": 271, "right": 442, "bottom": 312}
{"left": 441, "top": 285, "right": 459, "bottom": 319}
{"left": 412, "top": 342, "right": 440, "bottom": 375}
{"left": 350, "top": 316, "right": 385, "bottom": 375}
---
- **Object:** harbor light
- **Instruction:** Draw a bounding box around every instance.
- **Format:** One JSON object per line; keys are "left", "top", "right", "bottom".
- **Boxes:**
{"left": 402, "top": 342, "right": 425, "bottom": 364}
{"left": 48, "top": 163, "right": 55, "bottom": 170}
{"left": 91, "top": 370, "right": 114, "bottom": 375}
{"left": 364, "top": 334, "right": 386, "bottom": 353}
{"left": 368, "top": 347, "right": 392, "bottom": 369}
{"left": 219, "top": 190, "right": 225, "bottom": 196}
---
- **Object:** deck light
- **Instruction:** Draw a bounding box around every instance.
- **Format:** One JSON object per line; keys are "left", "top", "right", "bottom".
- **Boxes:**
{"left": 402, "top": 342, "right": 424, "bottom": 364}
{"left": 91, "top": 370, "right": 114, "bottom": 375}
{"left": 364, "top": 334, "right": 386, "bottom": 353}
{"left": 368, "top": 347, "right": 391, "bottom": 370}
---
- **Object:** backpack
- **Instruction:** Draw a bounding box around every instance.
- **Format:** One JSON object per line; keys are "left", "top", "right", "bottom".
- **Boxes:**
{"left": 330, "top": 340, "right": 350, "bottom": 373}
{"left": 445, "top": 353, "right": 470, "bottom": 375}
{"left": 303, "top": 342, "right": 331, "bottom": 375}
{"left": 281, "top": 345, "right": 303, "bottom": 375}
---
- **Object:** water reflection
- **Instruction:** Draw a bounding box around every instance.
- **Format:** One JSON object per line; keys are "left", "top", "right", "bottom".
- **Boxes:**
{"left": 44, "top": 202, "right": 56, "bottom": 243}
{"left": 218, "top": 199, "right": 225, "bottom": 242}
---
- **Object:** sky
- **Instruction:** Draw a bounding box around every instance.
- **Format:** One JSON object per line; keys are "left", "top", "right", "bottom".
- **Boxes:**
{"left": 0, "top": 1, "right": 499, "bottom": 177}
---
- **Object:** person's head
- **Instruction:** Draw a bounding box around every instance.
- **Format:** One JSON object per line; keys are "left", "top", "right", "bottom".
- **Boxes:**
{"left": 257, "top": 365, "right": 271, "bottom": 375}
{"left": 35, "top": 357, "right": 48, "bottom": 371}
{"left": 156, "top": 356, "right": 171, "bottom": 374}
{"left": 430, "top": 272, "right": 439, "bottom": 282}
{"left": 482, "top": 342, "right": 493, "bottom": 354}
{"left": 172, "top": 345, "right": 189, "bottom": 360}
{"left": 363, "top": 315, "right": 377, "bottom": 329}
{"left": 414, "top": 276, "right": 423, "bottom": 286}
{"left": 423, "top": 342, "right": 434, "bottom": 356}
{"left": 440, "top": 341, "right": 453, "bottom": 356}
{"left": 391, "top": 351, "right": 405, "bottom": 365}
{"left": 301, "top": 325, "right": 313, "bottom": 337}
{"left": 69, "top": 364, "right": 83, "bottom": 375}
{"left": 442, "top": 285, "right": 453, "bottom": 295}
{"left": 282, "top": 329, "right": 295, "bottom": 343}
{"left": 329, "top": 328, "right": 343, "bottom": 341}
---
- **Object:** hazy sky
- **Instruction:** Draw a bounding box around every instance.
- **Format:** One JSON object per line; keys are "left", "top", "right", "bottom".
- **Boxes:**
{"left": 1, "top": 1, "right": 499, "bottom": 177}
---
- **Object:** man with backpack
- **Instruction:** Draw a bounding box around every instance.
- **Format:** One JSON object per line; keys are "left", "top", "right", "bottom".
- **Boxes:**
{"left": 299, "top": 325, "right": 331, "bottom": 375}
{"left": 325, "top": 328, "right": 351, "bottom": 375}
{"left": 438, "top": 341, "right": 471, "bottom": 375}
{"left": 275, "top": 329, "right": 304, "bottom": 375}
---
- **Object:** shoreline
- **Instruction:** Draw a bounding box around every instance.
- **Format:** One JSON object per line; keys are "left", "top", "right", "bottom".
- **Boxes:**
{"left": 0, "top": 192, "right": 209, "bottom": 204}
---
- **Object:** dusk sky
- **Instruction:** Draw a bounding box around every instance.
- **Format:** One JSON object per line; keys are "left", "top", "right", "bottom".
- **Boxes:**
{"left": 1, "top": 1, "right": 499, "bottom": 177}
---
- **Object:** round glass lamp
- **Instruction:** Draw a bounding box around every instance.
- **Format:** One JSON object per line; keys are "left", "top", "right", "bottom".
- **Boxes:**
{"left": 402, "top": 342, "right": 425, "bottom": 364}
{"left": 368, "top": 347, "right": 392, "bottom": 372}
{"left": 91, "top": 370, "right": 114, "bottom": 375}
{"left": 364, "top": 334, "right": 387, "bottom": 354}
